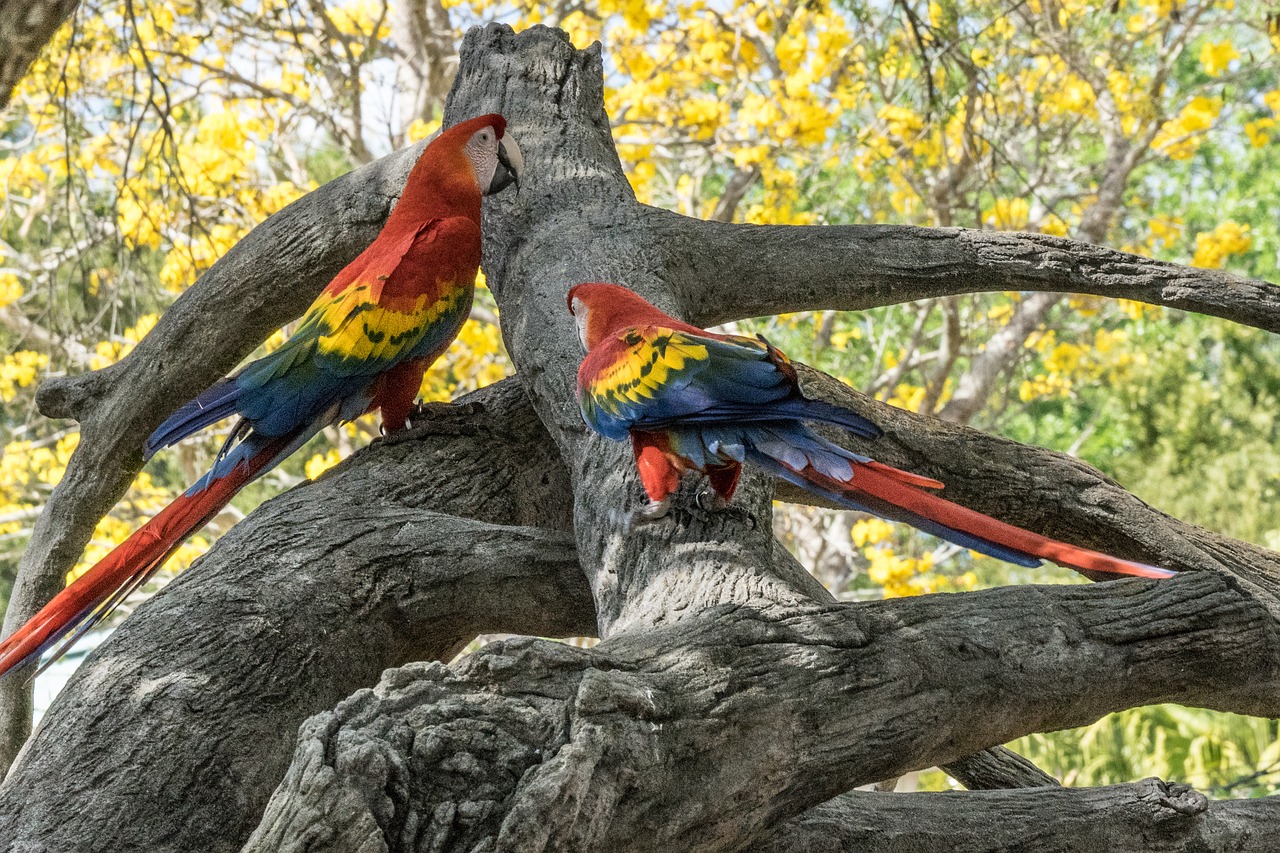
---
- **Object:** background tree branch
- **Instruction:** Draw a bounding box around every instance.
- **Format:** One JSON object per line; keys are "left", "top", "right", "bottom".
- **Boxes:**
{"left": 671, "top": 221, "right": 1280, "bottom": 334}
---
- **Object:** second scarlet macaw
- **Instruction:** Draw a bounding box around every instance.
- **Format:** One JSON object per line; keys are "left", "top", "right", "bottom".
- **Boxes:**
{"left": 569, "top": 282, "right": 1174, "bottom": 580}
{"left": 0, "top": 114, "right": 522, "bottom": 678}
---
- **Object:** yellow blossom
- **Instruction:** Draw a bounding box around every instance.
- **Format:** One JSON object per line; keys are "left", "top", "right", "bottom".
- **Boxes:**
{"left": 852, "top": 518, "right": 894, "bottom": 547}
{"left": 1, "top": 351, "right": 49, "bottom": 402}
{"left": 0, "top": 272, "right": 23, "bottom": 307}
{"left": 1199, "top": 41, "right": 1238, "bottom": 77}
{"left": 984, "top": 197, "right": 1030, "bottom": 230}
{"left": 1040, "top": 216, "right": 1069, "bottom": 237}
{"left": 1191, "top": 221, "right": 1251, "bottom": 269}
{"left": 1245, "top": 119, "right": 1275, "bottom": 148}
{"left": 305, "top": 449, "right": 344, "bottom": 480}
{"left": 1153, "top": 96, "right": 1222, "bottom": 160}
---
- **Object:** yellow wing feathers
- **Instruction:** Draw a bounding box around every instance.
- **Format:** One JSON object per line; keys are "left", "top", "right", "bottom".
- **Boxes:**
{"left": 313, "top": 284, "right": 468, "bottom": 364}
{"left": 591, "top": 329, "right": 709, "bottom": 412}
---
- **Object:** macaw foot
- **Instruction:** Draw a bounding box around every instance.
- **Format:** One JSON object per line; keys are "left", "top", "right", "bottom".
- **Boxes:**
{"left": 695, "top": 489, "right": 730, "bottom": 512}
{"left": 404, "top": 402, "right": 431, "bottom": 430}
{"left": 625, "top": 499, "right": 671, "bottom": 532}
{"left": 690, "top": 491, "right": 757, "bottom": 530}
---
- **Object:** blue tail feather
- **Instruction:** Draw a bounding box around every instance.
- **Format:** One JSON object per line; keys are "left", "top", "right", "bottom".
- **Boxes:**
{"left": 145, "top": 379, "right": 244, "bottom": 459}
{"left": 774, "top": 397, "right": 882, "bottom": 439}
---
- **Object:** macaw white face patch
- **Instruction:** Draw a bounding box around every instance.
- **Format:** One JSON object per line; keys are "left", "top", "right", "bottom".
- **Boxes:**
{"left": 463, "top": 127, "right": 500, "bottom": 191}
{"left": 571, "top": 296, "right": 591, "bottom": 351}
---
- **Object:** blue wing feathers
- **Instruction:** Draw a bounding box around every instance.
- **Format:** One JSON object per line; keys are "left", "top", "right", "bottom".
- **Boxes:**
{"left": 145, "top": 379, "right": 244, "bottom": 459}
{"left": 770, "top": 397, "right": 882, "bottom": 439}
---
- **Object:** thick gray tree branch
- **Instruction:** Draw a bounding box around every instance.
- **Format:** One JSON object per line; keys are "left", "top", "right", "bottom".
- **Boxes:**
{"left": 0, "top": 381, "right": 592, "bottom": 852}
{"left": 245, "top": 571, "right": 1279, "bottom": 852}
{"left": 942, "top": 746, "right": 1060, "bottom": 791}
{"left": 670, "top": 219, "right": 1280, "bottom": 334}
{"left": 758, "top": 781, "right": 1278, "bottom": 853}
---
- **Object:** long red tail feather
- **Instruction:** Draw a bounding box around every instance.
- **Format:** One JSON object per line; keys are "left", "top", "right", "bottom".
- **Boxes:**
{"left": 833, "top": 463, "right": 1174, "bottom": 579}
{"left": 0, "top": 436, "right": 289, "bottom": 678}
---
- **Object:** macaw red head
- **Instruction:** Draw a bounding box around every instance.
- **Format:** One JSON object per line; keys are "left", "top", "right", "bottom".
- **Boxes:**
{"left": 403, "top": 113, "right": 523, "bottom": 210}
{"left": 567, "top": 282, "right": 694, "bottom": 352}
{"left": 446, "top": 113, "right": 523, "bottom": 196}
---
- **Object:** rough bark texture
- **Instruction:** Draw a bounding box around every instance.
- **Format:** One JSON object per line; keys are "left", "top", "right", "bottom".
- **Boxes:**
{"left": 940, "top": 746, "right": 1060, "bottom": 791}
{"left": 757, "top": 781, "right": 1279, "bottom": 853}
{"left": 2, "top": 22, "right": 1279, "bottom": 853}
{"left": 243, "top": 571, "right": 1278, "bottom": 852}
{"left": 674, "top": 220, "right": 1280, "bottom": 333}
{"left": 0, "top": 381, "right": 592, "bottom": 852}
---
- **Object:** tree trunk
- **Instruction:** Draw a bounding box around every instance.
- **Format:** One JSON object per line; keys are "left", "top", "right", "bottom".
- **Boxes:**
{"left": 2, "top": 23, "right": 1279, "bottom": 853}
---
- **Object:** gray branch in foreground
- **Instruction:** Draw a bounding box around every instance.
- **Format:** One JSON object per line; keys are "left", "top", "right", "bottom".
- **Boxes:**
{"left": 0, "top": 382, "right": 593, "bottom": 853}
{"left": 759, "top": 781, "right": 1278, "bottom": 853}
{"left": 942, "top": 746, "right": 1060, "bottom": 790}
{"left": 245, "top": 571, "right": 1279, "bottom": 853}
{"left": 669, "top": 217, "right": 1280, "bottom": 334}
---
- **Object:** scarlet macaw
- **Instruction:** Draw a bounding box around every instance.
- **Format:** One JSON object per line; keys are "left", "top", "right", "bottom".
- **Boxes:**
{"left": 569, "top": 282, "right": 1174, "bottom": 580}
{"left": 0, "top": 114, "right": 522, "bottom": 677}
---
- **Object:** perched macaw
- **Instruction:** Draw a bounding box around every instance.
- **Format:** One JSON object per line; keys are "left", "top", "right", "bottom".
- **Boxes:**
{"left": 0, "top": 114, "right": 523, "bottom": 678}
{"left": 569, "top": 282, "right": 1175, "bottom": 580}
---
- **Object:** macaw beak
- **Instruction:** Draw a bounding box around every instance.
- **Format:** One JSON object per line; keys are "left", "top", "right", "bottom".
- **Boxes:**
{"left": 488, "top": 134, "right": 522, "bottom": 195}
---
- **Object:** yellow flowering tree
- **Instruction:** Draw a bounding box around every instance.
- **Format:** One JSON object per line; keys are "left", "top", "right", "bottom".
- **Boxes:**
{"left": 2, "top": 14, "right": 1280, "bottom": 850}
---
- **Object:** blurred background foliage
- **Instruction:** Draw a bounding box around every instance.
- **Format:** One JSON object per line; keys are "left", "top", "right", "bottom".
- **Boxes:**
{"left": 2, "top": 0, "right": 1278, "bottom": 794}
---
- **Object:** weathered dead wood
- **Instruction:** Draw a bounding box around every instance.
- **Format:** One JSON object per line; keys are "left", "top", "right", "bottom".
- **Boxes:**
{"left": 670, "top": 218, "right": 1280, "bottom": 334}
{"left": 0, "top": 381, "right": 592, "bottom": 852}
{"left": 758, "top": 782, "right": 1279, "bottom": 853}
{"left": 941, "top": 746, "right": 1060, "bottom": 790}
{"left": 245, "top": 570, "right": 1279, "bottom": 852}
